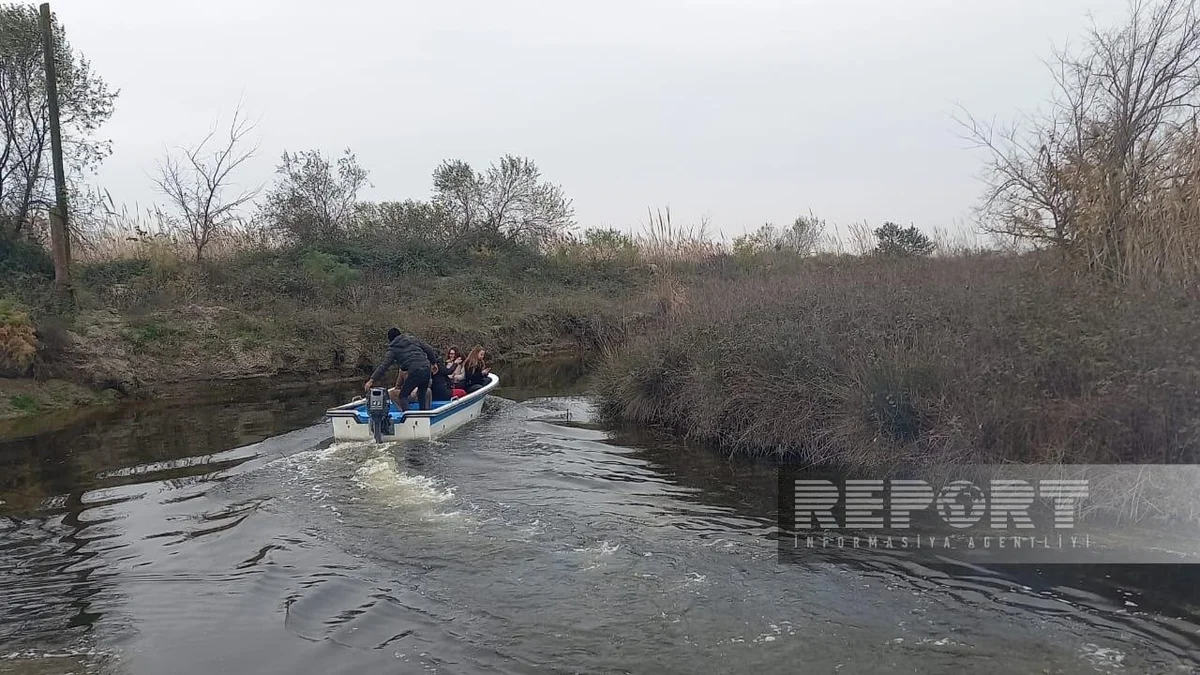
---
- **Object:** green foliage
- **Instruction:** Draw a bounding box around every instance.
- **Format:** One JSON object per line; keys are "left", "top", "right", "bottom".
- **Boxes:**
{"left": 355, "top": 199, "right": 452, "bottom": 240}
{"left": 733, "top": 215, "right": 826, "bottom": 257}
{"left": 0, "top": 297, "right": 31, "bottom": 327}
{"left": 76, "top": 258, "right": 151, "bottom": 287}
{"left": 313, "top": 235, "right": 451, "bottom": 277}
{"left": 125, "top": 322, "right": 176, "bottom": 347}
{"left": 259, "top": 148, "right": 370, "bottom": 244}
{"left": 0, "top": 4, "right": 117, "bottom": 236}
{"left": 567, "top": 227, "right": 638, "bottom": 263}
{"left": 874, "top": 222, "right": 934, "bottom": 257}
{"left": 432, "top": 155, "right": 574, "bottom": 247}
{"left": 0, "top": 233, "right": 53, "bottom": 277}
{"left": 300, "top": 248, "right": 362, "bottom": 290}
{"left": 431, "top": 273, "right": 515, "bottom": 316}
{"left": 9, "top": 393, "right": 37, "bottom": 413}
{"left": 0, "top": 297, "right": 38, "bottom": 376}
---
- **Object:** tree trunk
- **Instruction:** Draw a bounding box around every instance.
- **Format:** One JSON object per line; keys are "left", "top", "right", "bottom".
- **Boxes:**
{"left": 48, "top": 205, "right": 71, "bottom": 292}
{"left": 39, "top": 2, "right": 71, "bottom": 295}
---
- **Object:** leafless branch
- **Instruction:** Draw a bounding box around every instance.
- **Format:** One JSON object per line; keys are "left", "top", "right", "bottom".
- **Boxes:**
{"left": 153, "top": 104, "right": 261, "bottom": 262}
{"left": 958, "top": 0, "right": 1200, "bottom": 285}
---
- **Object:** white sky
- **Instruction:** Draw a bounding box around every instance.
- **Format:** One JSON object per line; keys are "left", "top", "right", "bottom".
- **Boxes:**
{"left": 50, "top": 0, "right": 1130, "bottom": 239}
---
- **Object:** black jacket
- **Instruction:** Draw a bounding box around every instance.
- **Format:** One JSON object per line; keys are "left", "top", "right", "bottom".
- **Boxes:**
{"left": 430, "top": 359, "right": 454, "bottom": 400}
{"left": 463, "top": 363, "right": 489, "bottom": 388}
{"left": 371, "top": 334, "right": 438, "bottom": 382}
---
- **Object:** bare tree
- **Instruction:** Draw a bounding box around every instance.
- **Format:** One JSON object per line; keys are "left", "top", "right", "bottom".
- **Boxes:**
{"left": 959, "top": 0, "right": 1200, "bottom": 284}
{"left": 153, "top": 106, "right": 260, "bottom": 263}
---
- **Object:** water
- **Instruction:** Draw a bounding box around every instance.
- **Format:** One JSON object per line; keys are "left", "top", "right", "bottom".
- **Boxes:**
{"left": 1, "top": 378, "right": 1199, "bottom": 674}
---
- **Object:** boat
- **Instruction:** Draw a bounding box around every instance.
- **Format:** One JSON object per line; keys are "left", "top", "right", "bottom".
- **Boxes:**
{"left": 326, "top": 373, "right": 500, "bottom": 442}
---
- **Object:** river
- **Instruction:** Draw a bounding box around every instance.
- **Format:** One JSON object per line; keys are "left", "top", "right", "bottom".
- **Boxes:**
{"left": 1, "top": 374, "right": 1198, "bottom": 674}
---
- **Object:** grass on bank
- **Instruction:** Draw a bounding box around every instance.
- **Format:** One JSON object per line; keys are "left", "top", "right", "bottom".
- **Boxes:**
{"left": 5, "top": 204, "right": 1199, "bottom": 521}
{"left": 595, "top": 252, "right": 1200, "bottom": 475}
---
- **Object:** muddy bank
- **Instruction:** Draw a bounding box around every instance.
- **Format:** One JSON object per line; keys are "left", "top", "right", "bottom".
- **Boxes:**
{"left": 1, "top": 297, "right": 626, "bottom": 422}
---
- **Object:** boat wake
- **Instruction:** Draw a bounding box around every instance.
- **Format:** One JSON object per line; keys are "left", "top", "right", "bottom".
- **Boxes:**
{"left": 352, "top": 450, "right": 457, "bottom": 511}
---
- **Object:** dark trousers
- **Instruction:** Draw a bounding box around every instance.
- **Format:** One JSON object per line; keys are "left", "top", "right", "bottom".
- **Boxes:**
{"left": 399, "top": 367, "right": 431, "bottom": 410}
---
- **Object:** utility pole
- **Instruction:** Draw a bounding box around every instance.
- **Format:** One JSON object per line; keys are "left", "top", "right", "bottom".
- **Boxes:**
{"left": 38, "top": 2, "right": 72, "bottom": 296}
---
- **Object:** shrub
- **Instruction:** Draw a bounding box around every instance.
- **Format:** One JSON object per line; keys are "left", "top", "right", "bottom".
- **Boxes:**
{"left": 0, "top": 234, "right": 53, "bottom": 278}
{"left": 124, "top": 321, "right": 178, "bottom": 348}
{"left": 9, "top": 393, "right": 37, "bottom": 413}
{"left": 874, "top": 222, "right": 934, "bottom": 257}
{"left": 732, "top": 215, "right": 826, "bottom": 257}
{"left": 0, "top": 298, "right": 39, "bottom": 377}
{"left": 300, "top": 248, "right": 362, "bottom": 290}
{"left": 259, "top": 149, "right": 370, "bottom": 245}
{"left": 76, "top": 258, "right": 152, "bottom": 287}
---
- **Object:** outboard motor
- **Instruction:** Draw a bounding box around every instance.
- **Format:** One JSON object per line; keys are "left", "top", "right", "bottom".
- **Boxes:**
{"left": 366, "top": 387, "right": 394, "bottom": 443}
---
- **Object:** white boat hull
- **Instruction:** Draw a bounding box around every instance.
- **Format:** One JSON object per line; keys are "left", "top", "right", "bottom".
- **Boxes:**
{"left": 326, "top": 373, "right": 499, "bottom": 442}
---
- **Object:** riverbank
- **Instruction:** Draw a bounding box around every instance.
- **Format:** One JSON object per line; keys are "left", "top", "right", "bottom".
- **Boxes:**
{"left": 0, "top": 240, "right": 659, "bottom": 422}
{"left": 7, "top": 242, "right": 1199, "bottom": 478}
{"left": 0, "top": 299, "right": 625, "bottom": 422}
{"left": 594, "top": 252, "right": 1200, "bottom": 471}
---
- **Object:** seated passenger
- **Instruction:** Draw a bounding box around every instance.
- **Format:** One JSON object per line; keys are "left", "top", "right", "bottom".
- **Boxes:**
{"left": 445, "top": 346, "right": 466, "bottom": 387}
{"left": 430, "top": 356, "right": 455, "bottom": 402}
{"left": 462, "top": 346, "right": 492, "bottom": 393}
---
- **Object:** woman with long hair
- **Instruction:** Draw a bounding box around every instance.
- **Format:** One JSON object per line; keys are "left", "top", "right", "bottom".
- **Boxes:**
{"left": 444, "top": 345, "right": 465, "bottom": 386}
{"left": 462, "top": 346, "right": 491, "bottom": 393}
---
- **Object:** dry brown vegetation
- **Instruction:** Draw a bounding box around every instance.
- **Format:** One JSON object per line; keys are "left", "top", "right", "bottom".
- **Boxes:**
{"left": 595, "top": 252, "right": 1200, "bottom": 471}
{"left": 592, "top": 0, "right": 1200, "bottom": 476}
{"left": 963, "top": 0, "right": 1200, "bottom": 289}
{"left": 4, "top": 0, "right": 1199, "bottom": 489}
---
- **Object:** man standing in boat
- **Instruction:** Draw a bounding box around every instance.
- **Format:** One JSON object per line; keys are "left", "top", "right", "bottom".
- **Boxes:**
{"left": 364, "top": 327, "right": 440, "bottom": 411}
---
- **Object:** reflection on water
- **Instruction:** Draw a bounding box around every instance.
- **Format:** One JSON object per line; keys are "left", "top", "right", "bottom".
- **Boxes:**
{"left": 0, "top": 372, "right": 1198, "bottom": 674}
{"left": 0, "top": 382, "right": 355, "bottom": 516}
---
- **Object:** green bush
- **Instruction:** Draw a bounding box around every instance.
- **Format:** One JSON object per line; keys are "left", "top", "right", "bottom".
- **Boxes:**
{"left": 9, "top": 394, "right": 38, "bottom": 413}
{"left": 0, "top": 298, "right": 39, "bottom": 377}
{"left": 300, "top": 248, "right": 362, "bottom": 290}
{"left": 123, "top": 321, "right": 182, "bottom": 348}
{"left": 77, "top": 258, "right": 151, "bottom": 287}
{"left": 0, "top": 234, "right": 53, "bottom": 277}
{"left": 874, "top": 222, "right": 934, "bottom": 257}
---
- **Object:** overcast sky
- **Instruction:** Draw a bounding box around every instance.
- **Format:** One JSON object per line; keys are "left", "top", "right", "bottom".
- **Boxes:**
{"left": 50, "top": 0, "right": 1130, "bottom": 240}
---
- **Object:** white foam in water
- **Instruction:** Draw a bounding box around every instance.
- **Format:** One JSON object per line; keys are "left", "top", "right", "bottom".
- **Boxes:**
{"left": 353, "top": 451, "right": 456, "bottom": 509}
{"left": 572, "top": 540, "right": 620, "bottom": 556}
{"left": 1080, "top": 643, "right": 1126, "bottom": 670}
{"left": 915, "top": 637, "right": 969, "bottom": 648}
{"left": 265, "top": 440, "right": 358, "bottom": 472}
{"left": 1, "top": 646, "right": 117, "bottom": 668}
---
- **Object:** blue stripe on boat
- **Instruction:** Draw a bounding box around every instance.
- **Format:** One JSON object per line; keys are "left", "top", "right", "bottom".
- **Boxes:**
{"left": 350, "top": 399, "right": 467, "bottom": 425}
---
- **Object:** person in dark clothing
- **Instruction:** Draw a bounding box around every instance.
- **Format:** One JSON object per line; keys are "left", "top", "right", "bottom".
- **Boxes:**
{"left": 364, "top": 327, "right": 438, "bottom": 411}
{"left": 461, "top": 346, "right": 492, "bottom": 394}
{"left": 429, "top": 356, "right": 455, "bottom": 402}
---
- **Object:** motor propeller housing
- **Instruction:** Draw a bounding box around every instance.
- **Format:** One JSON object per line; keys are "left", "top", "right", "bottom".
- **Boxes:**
{"left": 366, "top": 387, "right": 394, "bottom": 442}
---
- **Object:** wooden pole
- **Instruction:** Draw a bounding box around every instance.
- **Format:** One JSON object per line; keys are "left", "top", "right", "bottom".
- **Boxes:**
{"left": 38, "top": 2, "right": 71, "bottom": 295}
